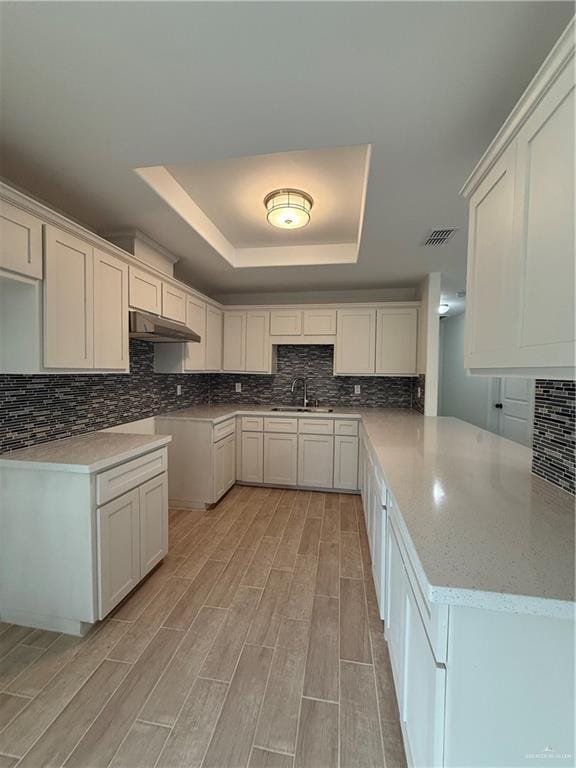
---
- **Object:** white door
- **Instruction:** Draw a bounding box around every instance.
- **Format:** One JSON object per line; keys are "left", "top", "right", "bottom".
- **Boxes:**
{"left": 93, "top": 249, "right": 129, "bottom": 370}
{"left": 298, "top": 434, "right": 334, "bottom": 489}
{"left": 0, "top": 200, "right": 43, "bottom": 279}
{"left": 245, "top": 311, "right": 270, "bottom": 372}
{"left": 128, "top": 266, "right": 162, "bottom": 315}
{"left": 241, "top": 432, "right": 264, "bottom": 483}
{"left": 161, "top": 283, "right": 186, "bottom": 324}
{"left": 97, "top": 488, "right": 141, "bottom": 618}
{"left": 44, "top": 226, "right": 94, "bottom": 369}
{"left": 335, "top": 308, "right": 376, "bottom": 374}
{"left": 264, "top": 433, "right": 298, "bottom": 486}
{"left": 334, "top": 435, "right": 359, "bottom": 491}
{"left": 492, "top": 378, "right": 534, "bottom": 446}
{"left": 376, "top": 308, "right": 418, "bottom": 374}
{"left": 139, "top": 474, "right": 168, "bottom": 577}
{"left": 185, "top": 297, "right": 206, "bottom": 371}
{"left": 213, "top": 433, "right": 236, "bottom": 501}
{"left": 205, "top": 305, "right": 223, "bottom": 371}
{"left": 223, "top": 312, "right": 246, "bottom": 371}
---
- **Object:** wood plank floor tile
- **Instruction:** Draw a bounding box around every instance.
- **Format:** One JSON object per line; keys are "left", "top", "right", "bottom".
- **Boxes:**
{"left": 0, "top": 645, "right": 44, "bottom": 689}
{"left": 381, "top": 718, "right": 408, "bottom": 768}
{"left": 0, "top": 625, "right": 11, "bottom": 636}
{"left": 294, "top": 697, "right": 338, "bottom": 768}
{"left": 0, "top": 755, "right": 17, "bottom": 768}
{"left": 21, "top": 630, "right": 61, "bottom": 649}
{"left": 340, "top": 660, "right": 385, "bottom": 768}
{"left": 370, "top": 630, "right": 401, "bottom": 724}
{"left": 316, "top": 542, "right": 339, "bottom": 598}
{"left": 281, "top": 555, "right": 317, "bottom": 622}
{"left": 264, "top": 506, "right": 292, "bottom": 539}
{"left": 205, "top": 549, "right": 254, "bottom": 608}
{"left": 246, "top": 570, "right": 292, "bottom": 647}
{"left": 320, "top": 503, "right": 339, "bottom": 544}
{"left": 340, "top": 579, "right": 372, "bottom": 664}
{"left": 210, "top": 509, "right": 260, "bottom": 562}
{"left": 140, "top": 606, "right": 226, "bottom": 726}
{"left": 109, "top": 721, "right": 170, "bottom": 768}
{"left": 340, "top": 532, "right": 363, "bottom": 579}
{"left": 64, "top": 628, "right": 183, "bottom": 768}
{"left": 272, "top": 513, "right": 307, "bottom": 572}
{"left": 0, "top": 627, "right": 34, "bottom": 660}
{"left": 237, "top": 510, "right": 276, "bottom": 551}
{"left": 111, "top": 565, "right": 170, "bottom": 622}
{"left": 241, "top": 537, "right": 281, "bottom": 588}
{"left": 250, "top": 748, "right": 293, "bottom": 768}
{"left": 0, "top": 694, "right": 30, "bottom": 731}
{"left": 200, "top": 586, "right": 262, "bottom": 682}
{"left": 297, "top": 518, "right": 322, "bottom": 556}
{"left": 303, "top": 595, "right": 339, "bottom": 702}
{"left": 7, "top": 634, "right": 82, "bottom": 698}
{"left": 365, "top": 577, "right": 383, "bottom": 634}
{"left": 306, "top": 492, "right": 325, "bottom": 519}
{"left": 156, "top": 677, "right": 228, "bottom": 768}
{"left": 18, "top": 660, "right": 129, "bottom": 768}
{"left": 340, "top": 503, "right": 358, "bottom": 532}
{"left": 202, "top": 644, "right": 273, "bottom": 768}
{"left": 254, "top": 619, "right": 309, "bottom": 755}
{"left": 163, "top": 560, "right": 226, "bottom": 630}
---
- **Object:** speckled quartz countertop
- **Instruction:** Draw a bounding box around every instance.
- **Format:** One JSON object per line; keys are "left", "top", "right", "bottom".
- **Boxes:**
{"left": 0, "top": 432, "right": 171, "bottom": 473}
{"left": 157, "top": 404, "right": 362, "bottom": 422}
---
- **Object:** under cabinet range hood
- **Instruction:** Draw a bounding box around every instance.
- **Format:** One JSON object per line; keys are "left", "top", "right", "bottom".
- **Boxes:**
{"left": 129, "top": 310, "right": 201, "bottom": 343}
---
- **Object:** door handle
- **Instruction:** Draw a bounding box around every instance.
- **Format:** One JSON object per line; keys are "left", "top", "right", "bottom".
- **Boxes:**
{"left": 494, "top": 403, "right": 503, "bottom": 409}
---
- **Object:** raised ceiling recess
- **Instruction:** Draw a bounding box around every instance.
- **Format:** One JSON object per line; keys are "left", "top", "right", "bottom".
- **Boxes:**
{"left": 135, "top": 145, "right": 371, "bottom": 269}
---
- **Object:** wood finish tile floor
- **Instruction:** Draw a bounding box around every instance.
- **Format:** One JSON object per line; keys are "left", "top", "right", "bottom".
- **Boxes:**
{"left": 0, "top": 486, "right": 407, "bottom": 768}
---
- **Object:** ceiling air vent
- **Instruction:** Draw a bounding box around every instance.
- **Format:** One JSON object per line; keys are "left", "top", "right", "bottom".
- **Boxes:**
{"left": 423, "top": 228, "right": 458, "bottom": 247}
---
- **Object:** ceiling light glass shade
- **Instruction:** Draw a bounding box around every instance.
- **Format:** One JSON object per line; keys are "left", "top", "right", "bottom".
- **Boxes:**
{"left": 438, "top": 304, "right": 450, "bottom": 315}
{"left": 264, "top": 188, "right": 313, "bottom": 229}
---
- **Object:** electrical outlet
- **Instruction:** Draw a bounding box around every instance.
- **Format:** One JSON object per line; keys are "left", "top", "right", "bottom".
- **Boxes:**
{"left": 354, "top": 385, "right": 361, "bottom": 395}
{"left": 235, "top": 382, "right": 242, "bottom": 393}
{"left": 176, "top": 384, "right": 182, "bottom": 396}
{"left": 417, "top": 386, "right": 422, "bottom": 399}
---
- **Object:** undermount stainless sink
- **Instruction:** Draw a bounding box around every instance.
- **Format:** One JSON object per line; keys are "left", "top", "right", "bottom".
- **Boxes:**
{"left": 271, "top": 406, "right": 334, "bottom": 413}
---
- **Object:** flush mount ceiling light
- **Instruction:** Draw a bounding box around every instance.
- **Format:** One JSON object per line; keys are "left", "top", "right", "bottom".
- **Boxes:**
{"left": 264, "top": 188, "right": 313, "bottom": 229}
{"left": 438, "top": 304, "right": 450, "bottom": 315}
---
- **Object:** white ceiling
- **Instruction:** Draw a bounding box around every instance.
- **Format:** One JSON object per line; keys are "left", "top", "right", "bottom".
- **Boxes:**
{"left": 0, "top": 1, "right": 572, "bottom": 301}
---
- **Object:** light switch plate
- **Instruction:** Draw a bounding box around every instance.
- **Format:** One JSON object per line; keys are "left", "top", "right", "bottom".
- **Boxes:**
{"left": 176, "top": 384, "right": 182, "bottom": 396}
{"left": 354, "top": 385, "right": 361, "bottom": 395}
{"left": 235, "top": 382, "right": 242, "bottom": 393}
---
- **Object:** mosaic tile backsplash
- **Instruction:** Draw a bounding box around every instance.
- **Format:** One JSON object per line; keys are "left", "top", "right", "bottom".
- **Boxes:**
{"left": 532, "top": 379, "right": 575, "bottom": 496}
{"left": 0, "top": 343, "right": 418, "bottom": 452}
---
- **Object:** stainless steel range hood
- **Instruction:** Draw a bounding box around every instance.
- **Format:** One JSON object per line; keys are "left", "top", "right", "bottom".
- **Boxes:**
{"left": 129, "top": 310, "right": 201, "bottom": 343}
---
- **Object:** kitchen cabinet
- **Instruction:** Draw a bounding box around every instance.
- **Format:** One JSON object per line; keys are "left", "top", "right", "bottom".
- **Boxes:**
{"left": 303, "top": 308, "right": 337, "bottom": 335}
{"left": 223, "top": 311, "right": 247, "bottom": 371}
{"left": 335, "top": 308, "right": 376, "bottom": 374}
{"left": 462, "top": 23, "right": 575, "bottom": 377}
{"left": 270, "top": 309, "right": 302, "bottom": 336}
{"left": 129, "top": 265, "right": 162, "bottom": 315}
{"left": 161, "top": 282, "right": 186, "bottom": 324}
{"left": 298, "top": 434, "right": 334, "bottom": 489}
{"left": 245, "top": 311, "right": 271, "bottom": 372}
{"left": 44, "top": 226, "right": 94, "bottom": 369}
{"left": 241, "top": 431, "right": 264, "bottom": 484}
{"left": 376, "top": 308, "right": 418, "bottom": 375}
{"left": 205, "top": 305, "right": 223, "bottom": 371}
{"left": 264, "top": 433, "right": 298, "bottom": 486}
{"left": 184, "top": 296, "right": 206, "bottom": 371}
{"left": 333, "top": 435, "right": 359, "bottom": 491}
{"left": 385, "top": 521, "right": 409, "bottom": 712}
{"left": 213, "top": 432, "right": 236, "bottom": 500}
{"left": 93, "top": 249, "right": 129, "bottom": 370}
{"left": 139, "top": 473, "right": 169, "bottom": 577}
{"left": 0, "top": 199, "right": 43, "bottom": 279}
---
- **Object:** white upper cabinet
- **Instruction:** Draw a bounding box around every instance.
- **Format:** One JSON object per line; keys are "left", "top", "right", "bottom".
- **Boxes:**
{"left": 161, "top": 282, "right": 186, "bottom": 324}
{"left": 44, "top": 226, "right": 94, "bottom": 369}
{"left": 93, "top": 249, "right": 129, "bottom": 370}
{"left": 185, "top": 296, "right": 206, "bottom": 371}
{"left": 462, "top": 22, "right": 575, "bottom": 377}
{"left": 0, "top": 200, "right": 43, "bottom": 280}
{"left": 205, "top": 305, "right": 223, "bottom": 372}
{"left": 376, "top": 308, "right": 418, "bottom": 375}
{"left": 303, "top": 308, "right": 337, "bottom": 336}
{"left": 129, "top": 266, "right": 162, "bottom": 315}
{"left": 335, "top": 308, "right": 376, "bottom": 374}
{"left": 270, "top": 309, "right": 302, "bottom": 336}
{"left": 222, "top": 311, "right": 247, "bottom": 371}
{"left": 245, "top": 311, "right": 270, "bottom": 372}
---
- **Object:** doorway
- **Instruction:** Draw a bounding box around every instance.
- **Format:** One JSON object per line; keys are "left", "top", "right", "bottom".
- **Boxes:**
{"left": 488, "top": 378, "right": 535, "bottom": 447}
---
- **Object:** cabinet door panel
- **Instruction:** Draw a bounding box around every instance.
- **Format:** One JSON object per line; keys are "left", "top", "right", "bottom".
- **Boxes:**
{"left": 44, "top": 226, "right": 94, "bottom": 368}
{"left": 333, "top": 435, "right": 359, "bottom": 491}
{"left": 94, "top": 250, "right": 129, "bottom": 370}
{"left": 205, "top": 306, "right": 223, "bottom": 371}
{"left": 97, "top": 488, "right": 140, "bottom": 618}
{"left": 223, "top": 312, "right": 246, "bottom": 371}
{"left": 241, "top": 432, "right": 264, "bottom": 483}
{"left": 162, "top": 283, "right": 186, "bottom": 323}
{"left": 129, "top": 266, "right": 162, "bottom": 315}
{"left": 139, "top": 473, "right": 168, "bottom": 577}
{"left": 303, "top": 309, "right": 336, "bottom": 336}
{"left": 214, "top": 433, "right": 236, "bottom": 501}
{"left": 185, "top": 297, "right": 206, "bottom": 371}
{"left": 0, "top": 200, "right": 43, "bottom": 279}
{"left": 386, "top": 523, "right": 409, "bottom": 713}
{"left": 245, "top": 311, "right": 270, "bottom": 372}
{"left": 270, "top": 310, "right": 302, "bottom": 336}
{"left": 298, "top": 434, "right": 334, "bottom": 489}
{"left": 264, "top": 433, "right": 298, "bottom": 486}
{"left": 335, "top": 309, "right": 376, "bottom": 374}
{"left": 376, "top": 309, "right": 418, "bottom": 375}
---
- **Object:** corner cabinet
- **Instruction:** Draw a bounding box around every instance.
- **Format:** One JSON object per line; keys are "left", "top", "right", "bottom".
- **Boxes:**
{"left": 462, "top": 20, "right": 575, "bottom": 378}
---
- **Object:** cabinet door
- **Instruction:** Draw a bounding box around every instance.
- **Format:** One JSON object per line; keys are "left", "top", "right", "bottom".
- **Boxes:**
{"left": 376, "top": 308, "right": 418, "bottom": 375}
{"left": 513, "top": 62, "right": 575, "bottom": 368}
{"left": 245, "top": 311, "right": 270, "bottom": 372}
{"left": 213, "top": 433, "right": 236, "bottom": 501}
{"left": 93, "top": 249, "right": 129, "bottom": 370}
{"left": 464, "top": 144, "right": 518, "bottom": 368}
{"left": 298, "top": 434, "right": 334, "bottom": 489}
{"left": 129, "top": 266, "right": 162, "bottom": 315}
{"left": 97, "top": 488, "right": 140, "bottom": 618}
{"left": 205, "top": 305, "right": 223, "bottom": 371}
{"left": 44, "top": 226, "right": 94, "bottom": 369}
{"left": 270, "top": 309, "right": 302, "bottom": 336}
{"left": 264, "top": 433, "right": 298, "bottom": 486}
{"left": 303, "top": 309, "right": 336, "bottom": 335}
{"left": 139, "top": 473, "right": 168, "bottom": 577}
{"left": 162, "top": 283, "right": 187, "bottom": 323}
{"left": 335, "top": 309, "right": 376, "bottom": 374}
{"left": 223, "top": 312, "right": 246, "bottom": 371}
{"left": 334, "top": 435, "right": 359, "bottom": 491}
{"left": 0, "top": 200, "right": 43, "bottom": 279}
{"left": 241, "top": 431, "right": 264, "bottom": 483}
{"left": 386, "top": 523, "right": 409, "bottom": 713}
{"left": 185, "top": 296, "right": 206, "bottom": 371}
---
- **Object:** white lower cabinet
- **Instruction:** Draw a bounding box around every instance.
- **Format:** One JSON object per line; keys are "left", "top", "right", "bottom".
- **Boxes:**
{"left": 241, "top": 431, "right": 264, "bottom": 483}
{"left": 298, "top": 434, "right": 334, "bottom": 489}
{"left": 139, "top": 473, "right": 169, "bottom": 577}
{"left": 386, "top": 523, "right": 408, "bottom": 711}
{"left": 334, "top": 435, "right": 358, "bottom": 490}
{"left": 264, "top": 433, "right": 298, "bottom": 486}
{"left": 213, "top": 433, "right": 236, "bottom": 500}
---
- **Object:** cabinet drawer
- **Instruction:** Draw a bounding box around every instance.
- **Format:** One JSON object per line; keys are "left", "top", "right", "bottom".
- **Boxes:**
{"left": 213, "top": 418, "right": 236, "bottom": 442}
{"left": 97, "top": 448, "right": 167, "bottom": 506}
{"left": 264, "top": 417, "right": 298, "bottom": 433}
{"left": 298, "top": 418, "right": 334, "bottom": 435}
{"left": 334, "top": 419, "right": 359, "bottom": 436}
{"left": 242, "top": 416, "right": 264, "bottom": 432}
